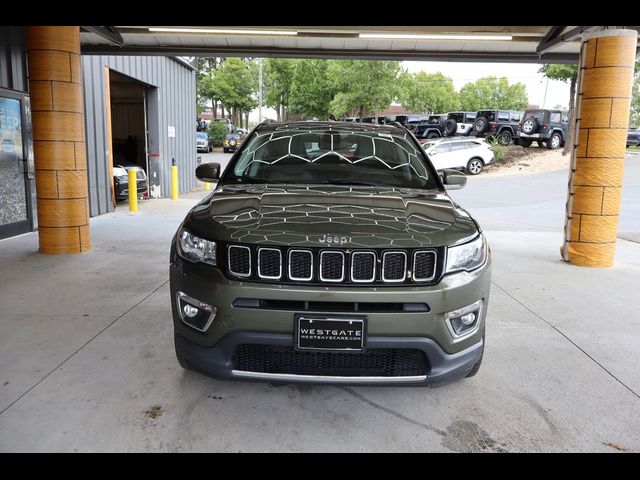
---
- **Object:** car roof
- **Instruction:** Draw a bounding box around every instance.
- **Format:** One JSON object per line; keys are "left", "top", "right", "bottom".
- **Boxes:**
{"left": 253, "top": 120, "right": 408, "bottom": 135}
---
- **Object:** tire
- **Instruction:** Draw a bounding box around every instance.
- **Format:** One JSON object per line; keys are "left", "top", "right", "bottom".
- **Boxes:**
{"left": 426, "top": 131, "right": 440, "bottom": 139}
{"left": 473, "top": 116, "right": 489, "bottom": 134}
{"left": 498, "top": 130, "right": 513, "bottom": 146}
{"left": 521, "top": 117, "right": 538, "bottom": 134}
{"left": 547, "top": 132, "right": 562, "bottom": 149}
{"left": 466, "top": 157, "right": 484, "bottom": 175}
{"left": 519, "top": 138, "right": 532, "bottom": 148}
{"left": 444, "top": 119, "right": 458, "bottom": 136}
{"left": 176, "top": 354, "right": 192, "bottom": 371}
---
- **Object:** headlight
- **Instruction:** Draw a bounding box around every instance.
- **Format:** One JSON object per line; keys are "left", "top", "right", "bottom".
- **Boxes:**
{"left": 177, "top": 229, "right": 217, "bottom": 265}
{"left": 445, "top": 235, "right": 487, "bottom": 274}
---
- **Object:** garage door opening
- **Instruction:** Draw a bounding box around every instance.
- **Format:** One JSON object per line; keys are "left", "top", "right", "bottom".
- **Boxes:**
{"left": 108, "top": 70, "right": 150, "bottom": 203}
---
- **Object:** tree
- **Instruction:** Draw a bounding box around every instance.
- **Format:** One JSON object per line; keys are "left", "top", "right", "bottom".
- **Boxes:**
{"left": 630, "top": 60, "right": 640, "bottom": 128}
{"left": 211, "top": 58, "right": 258, "bottom": 126}
{"left": 196, "top": 58, "right": 222, "bottom": 118}
{"left": 263, "top": 59, "right": 296, "bottom": 121}
{"left": 289, "top": 59, "right": 335, "bottom": 119}
{"left": 458, "top": 77, "right": 529, "bottom": 112}
{"left": 327, "top": 60, "right": 400, "bottom": 118}
{"left": 397, "top": 71, "right": 459, "bottom": 113}
{"left": 539, "top": 64, "right": 578, "bottom": 155}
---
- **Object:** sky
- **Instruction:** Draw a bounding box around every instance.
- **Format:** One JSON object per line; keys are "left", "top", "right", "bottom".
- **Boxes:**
{"left": 249, "top": 60, "right": 571, "bottom": 122}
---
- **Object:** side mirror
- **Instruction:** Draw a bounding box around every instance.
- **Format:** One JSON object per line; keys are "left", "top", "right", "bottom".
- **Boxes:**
{"left": 441, "top": 169, "right": 467, "bottom": 190}
{"left": 196, "top": 162, "right": 220, "bottom": 182}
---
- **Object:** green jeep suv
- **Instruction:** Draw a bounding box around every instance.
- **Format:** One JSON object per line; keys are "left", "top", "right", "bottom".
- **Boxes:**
{"left": 170, "top": 121, "right": 491, "bottom": 386}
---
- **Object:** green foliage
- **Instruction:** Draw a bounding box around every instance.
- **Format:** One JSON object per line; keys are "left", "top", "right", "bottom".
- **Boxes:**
{"left": 327, "top": 60, "right": 401, "bottom": 118}
{"left": 488, "top": 137, "right": 507, "bottom": 162}
{"left": 631, "top": 75, "right": 640, "bottom": 128}
{"left": 397, "top": 71, "right": 459, "bottom": 113}
{"left": 289, "top": 59, "right": 335, "bottom": 119}
{"left": 458, "top": 77, "right": 528, "bottom": 111}
{"left": 538, "top": 64, "right": 578, "bottom": 83}
{"left": 211, "top": 58, "right": 258, "bottom": 116}
{"left": 207, "top": 121, "right": 229, "bottom": 147}
{"left": 263, "top": 59, "right": 296, "bottom": 119}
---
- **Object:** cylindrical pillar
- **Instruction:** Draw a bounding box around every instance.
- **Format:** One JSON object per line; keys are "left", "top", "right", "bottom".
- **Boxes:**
{"left": 128, "top": 169, "right": 138, "bottom": 213}
{"left": 562, "top": 29, "right": 638, "bottom": 267}
{"left": 171, "top": 165, "right": 179, "bottom": 200}
{"left": 26, "top": 26, "right": 90, "bottom": 254}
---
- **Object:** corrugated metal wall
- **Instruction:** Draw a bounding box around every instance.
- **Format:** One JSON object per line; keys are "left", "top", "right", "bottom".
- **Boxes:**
{"left": 81, "top": 55, "right": 196, "bottom": 216}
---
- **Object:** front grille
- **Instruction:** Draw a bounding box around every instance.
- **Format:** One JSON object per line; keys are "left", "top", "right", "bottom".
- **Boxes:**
{"left": 382, "top": 252, "right": 407, "bottom": 282}
{"left": 320, "top": 251, "right": 344, "bottom": 282}
{"left": 228, "top": 245, "right": 251, "bottom": 277}
{"left": 258, "top": 248, "right": 281, "bottom": 279}
{"left": 351, "top": 252, "right": 375, "bottom": 282}
{"left": 289, "top": 250, "right": 313, "bottom": 281}
{"left": 224, "top": 244, "right": 441, "bottom": 286}
{"left": 413, "top": 251, "right": 436, "bottom": 281}
{"left": 233, "top": 344, "right": 429, "bottom": 377}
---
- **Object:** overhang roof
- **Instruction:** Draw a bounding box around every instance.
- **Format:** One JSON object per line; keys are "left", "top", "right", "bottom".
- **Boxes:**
{"left": 79, "top": 26, "right": 640, "bottom": 64}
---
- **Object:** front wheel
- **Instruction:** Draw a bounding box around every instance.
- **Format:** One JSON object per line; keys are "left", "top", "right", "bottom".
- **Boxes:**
{"left": 548, "top": 133, "right": 562, "bottom": 149}
{"left": 467, "top": 158, "right": 484, "bottom": 175}
{"left": 498, "top": 130, "right": 513, "bottom": 145}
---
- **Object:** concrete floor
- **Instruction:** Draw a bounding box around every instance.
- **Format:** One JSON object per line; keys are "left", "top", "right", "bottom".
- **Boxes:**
{"left": 1, "top": 153, "right": 639, "bottom": 452}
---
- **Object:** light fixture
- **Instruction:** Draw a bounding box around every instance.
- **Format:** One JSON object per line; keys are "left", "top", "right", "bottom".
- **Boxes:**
{"left": 359, "top": 33, "right": 513, "bottom": 41}
{"left": 148, "top": 27, "right": 298, "bottom": 36}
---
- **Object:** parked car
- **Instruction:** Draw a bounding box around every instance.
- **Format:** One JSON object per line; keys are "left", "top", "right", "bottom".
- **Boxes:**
{"left": 414, "top": 115, "right": 447, "bottom": 138}
{"left": 422, "top": 137, "right": 495, "bottom": 175}
{"left": 383, "top": 114, "right": 426, "bottom": 128}
{"left": 627, "top": 128, "right": 640, "bottom": 147}
{"left": 516, "top": 109, "right": 568, "bottom": 149}
{"left": 222, "top": 132, "right": 244, "bottom": 153}
{"left": 113, "top": 164, "right": 149, "bottom": 201}
{"left": 170, "top": 120, "right": 490, "bottom": 386}
{"left": 196, "top": 132, "right": 211, "bottom": 153}
{"left": 444, "top": 111, "right": 478, "bottom": 137}
{"left": 472, "top": 109, "right": 522, "bottom": 145}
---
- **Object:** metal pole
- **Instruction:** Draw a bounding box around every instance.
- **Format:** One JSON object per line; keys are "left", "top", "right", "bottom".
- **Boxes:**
{"left": 258, "top": 58, "right": 263, "bottom": 122}
{"left": 542, "top": 78, "right": 549, "bottom": 108}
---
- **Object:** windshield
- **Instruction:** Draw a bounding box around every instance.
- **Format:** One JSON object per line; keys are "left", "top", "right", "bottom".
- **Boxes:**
{"left": 222, "top": 128, "right": 439, "bottom": 189}
{"left": 196, "top": 132, "right": 208, "bottom": 140}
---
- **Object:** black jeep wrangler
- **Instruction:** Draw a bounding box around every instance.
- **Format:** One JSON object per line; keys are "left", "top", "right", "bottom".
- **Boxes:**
{"left": 414, "top": 115, "right": 448, "bottom": 138}
{"left": 472, "top": 109, "right": 522, "bottom": 145}
{"left": 516, "top": 109, "right": 568, "bottom": 149}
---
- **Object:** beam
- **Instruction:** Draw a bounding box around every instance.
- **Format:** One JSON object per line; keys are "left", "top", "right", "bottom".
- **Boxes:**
{"left": 82, "top": 26, "right": 124, "bottom": 46}
{"left": 81, "top": 44, "right": 580, "bottom": 64}
{"left": 539, "top": 26, "right": 567, "bottom": 45}
{"left": 536, "top": 26, "right": 599, "bottom": 54}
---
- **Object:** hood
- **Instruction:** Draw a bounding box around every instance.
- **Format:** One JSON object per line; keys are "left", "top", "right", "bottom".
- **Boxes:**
{"left": 183, "top": 184, "right": 479, "bottom": 248}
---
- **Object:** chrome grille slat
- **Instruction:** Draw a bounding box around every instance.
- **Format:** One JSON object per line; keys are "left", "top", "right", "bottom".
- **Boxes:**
{"left": 351, "top": 251, "right": 376, "bottom": 282}
{"left": 413, "top": 251, "right": 437, "bottom": 282}
{"left": 228, "top": 245, "right": 251, "bottom": 277}
{"left": 319, "top": 251, "right": 345, "bottom": 282}
{"left": 382, "top": 251, "right": 407, "bottom": 283}
{"left": 258, "top": 248, "right": 282, "bottom": 280}
{"left": 288, "top": 249, "right": 313, "bottom": 281}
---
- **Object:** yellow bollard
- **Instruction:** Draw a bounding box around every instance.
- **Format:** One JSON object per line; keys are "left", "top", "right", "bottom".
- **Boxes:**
{"left": 171, "top": 165, "right": 179, "bottom": 200}
{"left": 204, "top": 181, "right": 211, "bottom": 190}
{"left": 128, "top": 169, "right": 137, "bottom": 213}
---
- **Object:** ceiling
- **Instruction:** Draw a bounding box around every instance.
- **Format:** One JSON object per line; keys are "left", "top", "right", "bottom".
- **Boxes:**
{"left": 80, "top": 26, "right": 640, "bottom": 64}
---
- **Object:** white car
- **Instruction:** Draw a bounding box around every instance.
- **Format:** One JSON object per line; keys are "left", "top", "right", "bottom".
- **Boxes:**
{"left": 422, "top": 138, "right": 495, "bottom": 175}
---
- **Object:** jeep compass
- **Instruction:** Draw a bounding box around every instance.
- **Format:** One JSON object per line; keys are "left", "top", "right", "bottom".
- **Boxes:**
{"left": 170, "top": 121, "right": 491, "bottom": 386}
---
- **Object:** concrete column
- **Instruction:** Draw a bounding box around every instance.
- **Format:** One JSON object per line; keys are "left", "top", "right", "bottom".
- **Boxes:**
{"left": 26, "top": 26, "right": 90, "bottom": 254}
{"left": 562, "top": 29, "right": 638, "bottom": 267}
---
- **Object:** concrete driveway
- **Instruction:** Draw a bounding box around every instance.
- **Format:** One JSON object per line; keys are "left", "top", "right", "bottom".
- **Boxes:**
{"left": 1, "top": 154, "right": 639, "bottom": 452}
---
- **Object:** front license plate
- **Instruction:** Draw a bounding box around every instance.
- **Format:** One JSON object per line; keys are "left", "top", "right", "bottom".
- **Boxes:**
{"left": 295, "top": 315, "right": 366, "bottom": 352}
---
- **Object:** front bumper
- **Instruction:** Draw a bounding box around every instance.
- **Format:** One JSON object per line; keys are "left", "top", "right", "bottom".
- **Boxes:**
{"left": 170, "top": 252, "right": 491, "bottom": 386}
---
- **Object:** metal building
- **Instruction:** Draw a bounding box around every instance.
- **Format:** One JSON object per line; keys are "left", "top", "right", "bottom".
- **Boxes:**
{"left": 82, "top": 55, "right": 197, "bottom": 216}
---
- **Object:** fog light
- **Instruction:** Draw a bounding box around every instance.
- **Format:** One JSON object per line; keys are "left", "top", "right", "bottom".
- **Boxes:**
{"left": 176, "top": 292, "right": 217, "bottom": 332}
{"left": 183, "top": 304, "right": 199, "bottom": 318}
{"left": 445, "top": 300, "right": 483, "bottom": 339}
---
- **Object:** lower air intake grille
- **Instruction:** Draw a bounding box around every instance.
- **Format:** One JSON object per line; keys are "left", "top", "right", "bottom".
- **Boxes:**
{"left": 232, "top": 345, "right": 429, "bottom": 377}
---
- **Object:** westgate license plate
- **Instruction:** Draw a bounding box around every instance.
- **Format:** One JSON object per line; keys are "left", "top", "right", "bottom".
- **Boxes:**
{"left": 296, "top": 315, "right": 366, "bottom": 351}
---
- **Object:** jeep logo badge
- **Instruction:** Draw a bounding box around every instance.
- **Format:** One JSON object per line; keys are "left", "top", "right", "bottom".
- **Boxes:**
{"left": 319, "top": 234, "right": 351, "bottom": 245}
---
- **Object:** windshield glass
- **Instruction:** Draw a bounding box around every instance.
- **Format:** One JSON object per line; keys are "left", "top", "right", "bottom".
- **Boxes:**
{"left": 196, "top": 132, "right": 208, "bottom": 140}
{"left": 223, "top": 127, "right": 439, "bottom": 189}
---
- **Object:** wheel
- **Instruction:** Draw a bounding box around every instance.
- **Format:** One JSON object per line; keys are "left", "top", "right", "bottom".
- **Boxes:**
{"left": 547, "top": 132, "right": 562, "bottom": 149}
{"left": 426, "top": 131, "right": 440, "bottom": 139}
{"left": 498, "top": 130, "right": 513, "bottom": 146}
{"left": 519, "top": 138, "right": 532, "bottom": 148}
{"left": 521, "top": 117, "right": 538, "bottom": 134}
{"left": 466, "top": 157, "right": 484, "bottom": 175}
{"left": 444, "top": 119, "right": 458, "bottom": 136}
{"left": 473, "top": 116, "right": 489, "bottom": 134}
